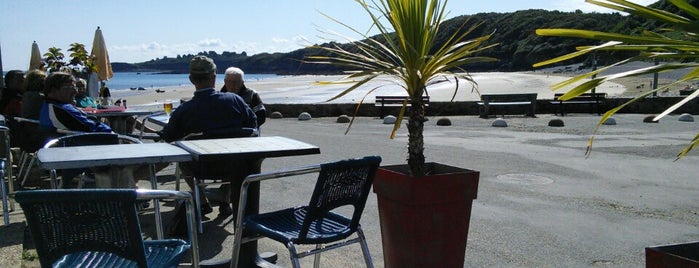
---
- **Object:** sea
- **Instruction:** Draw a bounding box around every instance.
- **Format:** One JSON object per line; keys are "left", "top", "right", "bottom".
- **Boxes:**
{"left": 1, "top": 71, "right": 278, "bottom": 91}
{"left": 106, "top": 72, "right": 278, "bottom": 91}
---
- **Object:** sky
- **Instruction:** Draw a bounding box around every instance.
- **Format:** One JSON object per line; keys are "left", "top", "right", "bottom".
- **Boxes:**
{"left": 0, "top": 0, "right": 657, "bottom": 71}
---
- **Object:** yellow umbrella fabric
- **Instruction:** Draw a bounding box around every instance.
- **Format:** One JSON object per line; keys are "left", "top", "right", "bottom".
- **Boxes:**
{"left": 29, "top": 41, "right": 42, "bottom": 71}
{"left": 90, "top": 26, "right": 113, "bottom": 81}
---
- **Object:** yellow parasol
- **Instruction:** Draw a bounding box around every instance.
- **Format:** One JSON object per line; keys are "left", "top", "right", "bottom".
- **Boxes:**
{"left": 29, "top": 41, "right": 42, "bottom": 71}
{"left": 90, "top": 26, "right": 113, "bottom": 81}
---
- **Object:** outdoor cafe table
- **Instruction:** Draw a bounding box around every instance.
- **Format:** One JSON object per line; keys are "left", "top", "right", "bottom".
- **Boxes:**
{"left": 81, "top": 106, "right": 154, "bottom": 134}
{"left": 174, "top": 136, "right": 320, "bottom": 267}
{"left": 36, "top": 142, "right": 193, "bottom": 239}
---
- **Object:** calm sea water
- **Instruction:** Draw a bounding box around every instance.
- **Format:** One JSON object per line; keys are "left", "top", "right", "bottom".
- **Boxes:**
{"left": 1, "top": 71, "right": 277, "bottom": 91}
{"left": 104, "top": 72, "right": 278, "bottom": 91}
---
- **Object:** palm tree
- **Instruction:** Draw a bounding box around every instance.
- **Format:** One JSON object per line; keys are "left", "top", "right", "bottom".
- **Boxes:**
{"left": 533, "top": 0, "right": 699, "bottom": 158}
{"left": 309, "top": 0, "right": 497, "bottom": 176}
{"left": 68, "top": 42, "right": 96, "bottom": 77}
{"left": 43, "top": 47, "right": 65, "bottom": 73}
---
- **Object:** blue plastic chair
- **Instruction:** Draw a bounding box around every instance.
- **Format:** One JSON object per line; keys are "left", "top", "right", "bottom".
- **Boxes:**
{"left": 231, "top": 156, "right": 381, "bottom": 268}
{"left": 15, "top": 189, "right": 200, "bottom": 268}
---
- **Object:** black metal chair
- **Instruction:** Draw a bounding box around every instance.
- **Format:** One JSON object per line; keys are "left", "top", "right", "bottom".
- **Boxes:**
{"left": 7, "top": 116, "right": 60, "bottom": 189}
{"left": 179, "top": 127, "right": 260, "bottom": 233}
{"left": 0, "top": 161, "right": 9, "bottom": 226}
{"left": 15, "top": 188, "right": 200, "bottom": 268}
{"left": 0, "top": 116, "right": 12, "bottom": 224}
{"left": 42, "top": 132, "right": 142, "bottom": 189}
{"left": 231, "top": 156, "right": 381, "bottom": 268}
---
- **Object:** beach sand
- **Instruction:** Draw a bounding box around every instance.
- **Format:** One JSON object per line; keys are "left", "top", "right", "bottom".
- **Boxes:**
{"left": 116, "top": 67, "right": 693, "bottom": 111}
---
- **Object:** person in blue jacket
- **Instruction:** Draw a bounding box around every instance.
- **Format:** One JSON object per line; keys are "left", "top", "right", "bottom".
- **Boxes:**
{"left": 40, "top": 72, "right": 111, "bottom": 133}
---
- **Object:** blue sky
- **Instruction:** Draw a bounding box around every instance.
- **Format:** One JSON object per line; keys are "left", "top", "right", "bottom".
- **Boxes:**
{"left": 1, "top": 0, "right": 656, "bottom": 71}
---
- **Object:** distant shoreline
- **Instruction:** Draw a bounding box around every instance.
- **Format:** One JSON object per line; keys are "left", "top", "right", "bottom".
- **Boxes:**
{"left": 116, "top": 66, "right": 695, "bottom": 109}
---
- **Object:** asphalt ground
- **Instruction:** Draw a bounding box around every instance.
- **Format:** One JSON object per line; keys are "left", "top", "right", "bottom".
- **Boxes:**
{"left": 3, "top": 113, "right": 699, "bottom": 267}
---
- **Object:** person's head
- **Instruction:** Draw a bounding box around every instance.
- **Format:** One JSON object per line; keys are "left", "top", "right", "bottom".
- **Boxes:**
{"left": 5, "top": 70, "right": 25, "bottom": 91}
{"left": 44, "top": 72, "right": 76, "bottom": 104}
{"left": 224, "top": 67, "right": 245, "bottom": 93}
{"left": 75, "top": 78, "right": 87, "bottom": 97}
{"left": 24, "top": 69, "right": 47, "bottom": 93}
{"left": 188, "top": 56, "right": 217, "bottom": 89}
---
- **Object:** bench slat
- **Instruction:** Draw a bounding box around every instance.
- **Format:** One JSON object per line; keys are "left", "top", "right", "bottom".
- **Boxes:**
{"left": 551, "top": 93, "right": 607, "bottom": 116}
{"left": 375, "top": 96, "right": 430, "bottom": 118}
{"left": 477, "top": 93, "right": 537, "bottom": 118}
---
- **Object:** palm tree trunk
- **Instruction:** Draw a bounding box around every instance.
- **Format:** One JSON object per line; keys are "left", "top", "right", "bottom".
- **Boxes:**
{"left": 407, "top": 98, "right": 426, "bottom": 177}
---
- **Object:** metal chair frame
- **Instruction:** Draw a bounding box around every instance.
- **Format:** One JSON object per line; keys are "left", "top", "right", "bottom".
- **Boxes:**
{"left": 179, "top": 128, "right": 259, "bottom": 234}
{"left": 0, "top": 122, "right": 13, "bottom": 224}
{"left": 16, "top": 189, "right": 200, "bottom": 268}
{"left": 231, "top": 156, "right": 381, "bottom": 268}
{"left": 10, "top": 117, "right": 51, "bottom": 190}
{"left": 43, "top": 132, "right": 143, "bottom": 189}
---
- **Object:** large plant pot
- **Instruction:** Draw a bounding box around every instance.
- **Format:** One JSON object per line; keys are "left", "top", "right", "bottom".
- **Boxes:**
{"left": 373, "top": 162, "right": 479, "bottom": 268}
{"left": 646, "top": 241, "right": 699, "bottom": 267}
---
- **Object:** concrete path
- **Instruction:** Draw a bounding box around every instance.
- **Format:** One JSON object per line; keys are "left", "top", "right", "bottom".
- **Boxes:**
{"left": 3, "top": 113, "right": 699, "bottom": 267}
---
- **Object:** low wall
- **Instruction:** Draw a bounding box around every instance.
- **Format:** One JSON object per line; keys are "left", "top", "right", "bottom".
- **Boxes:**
{"left": 265, "top": 97, "right": 699, "bottom": 118}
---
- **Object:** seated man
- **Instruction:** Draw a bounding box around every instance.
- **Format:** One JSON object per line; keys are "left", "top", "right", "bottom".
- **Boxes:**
{"left": 40, "top": 72, "right": 111, "bottom": 133}
{"left": 159, "top": 55, "right": 258, "bottom": 215}
{"left": 221, "top": 67, "right": 266, "bottom": 127}
{"left": 40, "top": 72, "right": 158, "bottom": 188}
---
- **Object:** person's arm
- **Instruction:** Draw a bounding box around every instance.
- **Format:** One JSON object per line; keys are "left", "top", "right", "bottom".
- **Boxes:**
{"left": 251, "top": 92, "right": 266, "bottom": 126}
{"left": 47, "top": 103, "right": 112, "bottom": 133}
{"left": 158, "top": 109, "right": 186, "bottom": 143}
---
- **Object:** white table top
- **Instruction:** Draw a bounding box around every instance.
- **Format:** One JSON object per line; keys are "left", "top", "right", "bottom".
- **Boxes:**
{"left": 85, "top": 109, "right": 154, "bottom": 118}
{"left": 175, "top": 136, "right": 320, "bottom": 161}
{"left": 147, "top": 114, "right": 170, "bottom": 127}
{"left": 37, "top": 143, "right": 193, "bottom": 170}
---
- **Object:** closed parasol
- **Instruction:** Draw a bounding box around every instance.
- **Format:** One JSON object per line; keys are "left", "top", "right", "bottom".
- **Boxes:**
{"left": 90, "top": 26, "right": 113, "bottom": 81}
{"left": 89, "top": 27, "right": 113, "bottom": 98}
{"left": 29, "top": 41, "right": 42, "bottom": 71}
{"left": 0, "top": 43, "right": 4, "bottom": 87}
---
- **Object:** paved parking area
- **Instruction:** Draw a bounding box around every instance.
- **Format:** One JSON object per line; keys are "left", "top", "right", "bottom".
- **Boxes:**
{"left": 3, "top": 113, "right": 699, "bottom": 267}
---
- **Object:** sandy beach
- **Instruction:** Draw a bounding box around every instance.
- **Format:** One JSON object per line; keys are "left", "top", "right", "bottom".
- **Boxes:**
{"left": 116, "top": 66, "right": 694, "bottom": 111}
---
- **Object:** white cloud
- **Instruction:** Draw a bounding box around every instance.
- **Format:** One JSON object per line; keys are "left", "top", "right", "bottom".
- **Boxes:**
{"left": 197, "top": 38, "right": 224, "bottom": 48}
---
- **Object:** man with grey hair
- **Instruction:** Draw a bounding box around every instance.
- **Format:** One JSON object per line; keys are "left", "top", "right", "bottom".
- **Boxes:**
{"left": 221, "top": 67, "right": 266, "bottom": 127}
{"left": 159, "top": 55, "right": 257, "bottom": 216}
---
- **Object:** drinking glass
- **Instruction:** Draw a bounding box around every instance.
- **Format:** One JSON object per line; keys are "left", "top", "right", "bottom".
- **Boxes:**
{"left": 163, "top": 100, "right": 173, "bottom": 115}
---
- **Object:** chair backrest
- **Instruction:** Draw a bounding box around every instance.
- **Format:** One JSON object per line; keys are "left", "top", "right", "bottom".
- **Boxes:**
{"left": 15, "top": 189, "right": 149, "bottom": 268}
{"left": 183, "top": 127, "right": 259, "bottom": 140}
{"left": 182, "top": 127, "right": 259, "bottom": 180}
{"left": 7, "top": 116, "right": 61, "bottom": 152}
{"left": 43, "top": 132, "right": 142, "bottom": 148}
{"left": 298, "top": 156, "right": 381, "bottom": 242}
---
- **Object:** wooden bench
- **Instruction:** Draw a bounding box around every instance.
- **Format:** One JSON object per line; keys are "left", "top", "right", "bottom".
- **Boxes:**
{"left": 551, "top": 92, "right": 607, "bottom": 116}
{"left": 375, "top": 96, "right": 430, "bottom": 119}
{"left": 477, "top": 93, "right": 537, "bottom": 118}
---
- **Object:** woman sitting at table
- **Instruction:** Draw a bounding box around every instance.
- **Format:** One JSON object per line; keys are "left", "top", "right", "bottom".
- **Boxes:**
{"left": 40, "top": 72, "right": 111, "bottom": 133}
{"left": 74, "top": 78, "right": 100, "bottom": 109}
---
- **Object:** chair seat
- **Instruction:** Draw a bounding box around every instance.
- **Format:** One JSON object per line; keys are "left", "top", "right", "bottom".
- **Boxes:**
{"left": 53, "top": 239, "right": 190, "bottom": 268}
{"left": 245, "top": 206, "right": 354, "bottom": 245}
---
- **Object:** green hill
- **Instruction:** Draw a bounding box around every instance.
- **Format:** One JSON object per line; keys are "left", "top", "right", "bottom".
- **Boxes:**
{"left": 113, "top": 2, "right": 692, "bottom": 74}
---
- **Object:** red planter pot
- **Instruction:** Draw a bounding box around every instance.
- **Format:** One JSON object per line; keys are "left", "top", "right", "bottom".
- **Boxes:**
{"left": 373, "top": 162, "right": 479, "bottom": 268}
{"left": 646, "top": 241, "right": 699, "bottom": 267}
